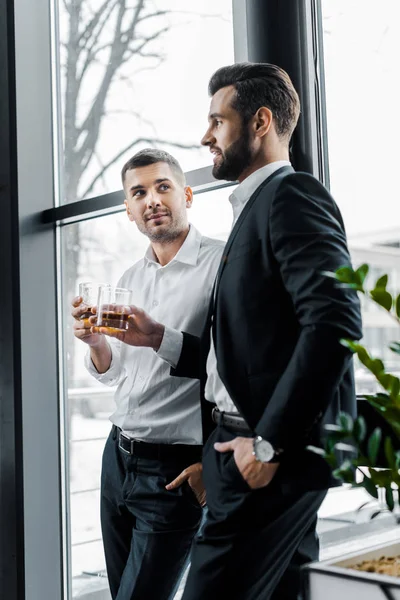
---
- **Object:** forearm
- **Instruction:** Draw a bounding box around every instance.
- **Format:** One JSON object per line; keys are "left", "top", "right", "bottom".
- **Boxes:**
{"left": 89, "top": 339, "right": 112, "bottom": 374}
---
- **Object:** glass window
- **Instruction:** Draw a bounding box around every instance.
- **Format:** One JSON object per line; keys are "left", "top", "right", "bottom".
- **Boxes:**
{"left": 62, "top": 185, "right": 233, "bottom": 597}
{"left": 322, "top": 0, "right": 400, "bottom": 394}
{"left": 57, "top": 0, "right": 234, "bottom": 204}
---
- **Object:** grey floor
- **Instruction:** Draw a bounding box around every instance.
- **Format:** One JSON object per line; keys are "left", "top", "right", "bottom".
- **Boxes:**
{"left": 73, "top": 486, "right": 400, "bottom": 599}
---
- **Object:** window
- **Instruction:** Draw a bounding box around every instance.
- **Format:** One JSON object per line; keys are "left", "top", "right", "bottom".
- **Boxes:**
{"left": 57, "top": 0, "right": 234, "bottom": 204}
{"left": 322, "top": 0, "right": 400, "bottom": 394}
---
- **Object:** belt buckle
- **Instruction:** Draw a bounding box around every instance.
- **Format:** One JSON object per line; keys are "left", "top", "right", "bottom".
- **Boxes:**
{"left": 118, "top": 432, "right": 133, "bottom": 455}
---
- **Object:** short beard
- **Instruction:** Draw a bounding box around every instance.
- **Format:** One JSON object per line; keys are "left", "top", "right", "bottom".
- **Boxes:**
{"left": 136, "top": 213, "right": 186, "bottom": 243}
{"left": 212, "top": 124, "right": 252, "bottom": 181}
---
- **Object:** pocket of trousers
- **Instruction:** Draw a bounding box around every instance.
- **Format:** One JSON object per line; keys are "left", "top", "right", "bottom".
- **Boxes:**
{"left": 182, "top": 480, "right": 203, "bottom": 509}
{"left": 224, "top": 455, "right": 251, "bottom": 493}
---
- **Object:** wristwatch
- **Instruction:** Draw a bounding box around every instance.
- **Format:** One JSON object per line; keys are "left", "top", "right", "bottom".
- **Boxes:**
{"left": 252, "top": 436, "right": 283, "bottom": 463}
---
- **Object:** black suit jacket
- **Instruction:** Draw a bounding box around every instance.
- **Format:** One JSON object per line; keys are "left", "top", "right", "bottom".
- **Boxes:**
{"left": 173, "top": 166, "right": 362, "bottom": 490}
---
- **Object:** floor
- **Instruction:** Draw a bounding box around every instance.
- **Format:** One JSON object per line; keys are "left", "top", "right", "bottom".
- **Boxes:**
{"left": 73, "top": 484, "right": 400, "bottom": 599}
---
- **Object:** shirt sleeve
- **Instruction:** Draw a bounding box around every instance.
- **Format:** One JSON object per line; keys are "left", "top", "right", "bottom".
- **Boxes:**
{"left": 156, "top": 326, "right": 184, "bottom": 368}
{"left": 84, "top": 341, "right": 123, "bottom": 386}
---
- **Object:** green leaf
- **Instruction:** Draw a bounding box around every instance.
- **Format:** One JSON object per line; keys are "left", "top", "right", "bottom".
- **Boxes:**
{"left": 340, "top": 339, "right": 359, "bottom": 353}
{"left": 384, "top": 437, "right": 397, "bottom": 470}
{"left": 389, "top": 342, "right": 400, "bottom": 355}
{"left": 375, "top": 274, "right": 388, "bottom": 289}
{"left": 363, "top": 474, "right": 379, "bottom": 499}
{"left": 332, "top": 460, "right": 356, "bottom": 484}
{"left": 334, "top": 442, "right": 358, "bottom": 453}
{"left": 338, "top": 412, "right": 353, "bottom": 433}
{"left": 370, "top": 289, "right": 393, "bottom": 312}
{"left": 378, "top": 373, "right": 400, "bottom": 396}
{"left": 368, "top": 358, "right": 385, "bottom": 376}
{"left": 386, "top": 486, "right": 395, "bottom": 512}
{"left": 335, "top": 266, "right": 357, "bottom": 284}
{"left": 306, "top": 445, "right": 326, "bottom": 457}
{"left": 355, "top": 264, "right": 369, "bottom": 284}
{"left": 353, "top": 416, "right": 367, "bottom": 443}
{"left": 367, "top": 428, "right": 382, "bottom": 465}
{"left": 396, "top": 294, "right": 400, "bottom": 319}
{"left": 390, "top": 377, "right": 400, "bottom": 400}
{"left": 370, "top": 469, "right": 392, "bottom": 487}
{"left": 323, "top": 424, "right": 349, "bottom": 442}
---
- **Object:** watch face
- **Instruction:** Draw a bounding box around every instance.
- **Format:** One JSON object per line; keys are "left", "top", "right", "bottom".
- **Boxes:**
{"left": 255, "top": 438, "right": 274, "bottom": 463}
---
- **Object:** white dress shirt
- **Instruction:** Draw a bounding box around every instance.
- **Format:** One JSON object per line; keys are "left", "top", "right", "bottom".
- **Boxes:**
{"left": 158, "top": 162, "right": 291, "bottom": 415}
{"left": 204, "top": 161, "right": 291, "bottom": 412}
{"left": 85, "top": 225, "right": 224, "bottom": 444}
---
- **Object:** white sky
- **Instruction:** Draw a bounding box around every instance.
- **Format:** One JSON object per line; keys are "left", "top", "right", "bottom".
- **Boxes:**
{"left": 322, "top": 0, "right": 400, "bottom": 236}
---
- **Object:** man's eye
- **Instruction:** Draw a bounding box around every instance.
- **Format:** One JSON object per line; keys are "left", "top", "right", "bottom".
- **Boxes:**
{"left": 215, "top": 120, "right": 222, "bottom": 127}
{"left": 159, "top": 184, "right": 170, "bottom": 191}
{"left": 133, "top": 190, "right": 145, "bottom": 198}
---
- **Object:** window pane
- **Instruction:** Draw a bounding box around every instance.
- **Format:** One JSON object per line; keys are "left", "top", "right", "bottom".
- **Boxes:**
{"left": 62, "top": 186, "right": 233, "bottom": 597}
{"left": 56, "top": 0, "right": 234, "bottom": 204}
{"left": 322, "top": 0, "right": 400, "bottom": 393}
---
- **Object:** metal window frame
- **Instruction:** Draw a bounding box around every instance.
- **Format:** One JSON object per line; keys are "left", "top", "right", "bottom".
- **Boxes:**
{"left": 1, "top": 0, "right": 64, "bottom": 598}
{"left": 0, "top": 0, "right": 25, "bottom": 598}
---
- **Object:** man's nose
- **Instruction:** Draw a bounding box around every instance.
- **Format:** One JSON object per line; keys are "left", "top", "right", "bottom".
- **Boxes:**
{"left": 146, "top": 192, "right": 161, "bottom": 209}
{"left": 201, "top": 127, "right": 214, "bottom": 147}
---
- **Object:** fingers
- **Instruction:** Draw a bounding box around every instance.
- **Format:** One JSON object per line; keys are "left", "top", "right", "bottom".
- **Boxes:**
{"left": 71, "top": 305, "right": 88, "bottom": 320}
{"left": 165, "top": 469, "right": 188, "bottom": 490}
{"left": 73, "top": 319, "right": 89, "bottom": 332}
{"left": 91, "top": 326, "right": 125, "bottom": 339}
{"left": 214, "top": 440, "right": 235, "bottom": 453}
{"left": 71, "top": 296, "right": 83, "bottom": 308}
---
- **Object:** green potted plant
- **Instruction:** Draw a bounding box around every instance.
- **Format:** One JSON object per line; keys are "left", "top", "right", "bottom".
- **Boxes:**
{"left": 309, "top": 264, "right": 400, "bottom": 515}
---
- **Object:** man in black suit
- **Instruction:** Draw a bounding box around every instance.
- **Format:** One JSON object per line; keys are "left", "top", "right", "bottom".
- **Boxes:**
{"left": 100, "top": 63, "right": 362, "bottom": 599}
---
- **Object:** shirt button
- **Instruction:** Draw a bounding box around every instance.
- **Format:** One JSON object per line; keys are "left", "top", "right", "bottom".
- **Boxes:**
{"left": 153, "top": 300, "right": 159, "bottom": 307}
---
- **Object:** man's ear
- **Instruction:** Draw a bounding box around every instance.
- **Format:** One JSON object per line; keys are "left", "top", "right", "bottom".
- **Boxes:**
{"left": 185, "top": 186, "right": 194, "bottom": 209}
{"left": 124, "top": 199, "right": 135, "bottom": 222}
{"left": 253, "top": 106, "right": 273, "bottom": 138}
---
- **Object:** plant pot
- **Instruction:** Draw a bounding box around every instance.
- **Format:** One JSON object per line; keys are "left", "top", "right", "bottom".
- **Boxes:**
{"left": 304, "top": 539, "right": 400, "bottom": 599}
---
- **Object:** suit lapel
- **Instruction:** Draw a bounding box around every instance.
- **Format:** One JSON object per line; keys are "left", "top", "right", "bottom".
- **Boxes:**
{"left": 213, "top": 165, "right": 292, "bottom": 307}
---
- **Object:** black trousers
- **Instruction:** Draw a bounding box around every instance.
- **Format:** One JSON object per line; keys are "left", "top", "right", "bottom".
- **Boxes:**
{"left": 101, "top": 427, "right": 203, "bottom": 600}
{"left": 182, "top": 426, "right": 327, "bottom": 600}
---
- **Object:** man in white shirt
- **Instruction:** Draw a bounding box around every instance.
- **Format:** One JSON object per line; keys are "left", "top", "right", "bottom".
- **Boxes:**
{"left": 71, "top": 149, "right": 224, "bottom": 600}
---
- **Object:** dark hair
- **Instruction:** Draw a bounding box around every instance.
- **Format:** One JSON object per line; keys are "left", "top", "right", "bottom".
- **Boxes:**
{"left": 208, "top": 62, "right": 300, "bottom": 140}
{"left": 121, "top": 148, "right": 185, "bottom": 186}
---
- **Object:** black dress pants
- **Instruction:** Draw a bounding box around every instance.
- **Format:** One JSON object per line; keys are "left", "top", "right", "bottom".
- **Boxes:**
{"left": 181, "top": 426, "right": 327, "bottom": 600}
{"left": 101, "top": 427, "right": 203, "bottom": 600}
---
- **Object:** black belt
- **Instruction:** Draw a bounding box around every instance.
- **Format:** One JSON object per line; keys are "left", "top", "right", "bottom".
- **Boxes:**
{"left": 113, "top": 426, "right": 202, "bottom": 461}
{"left": 212, "top": 408, "right": 252, "bottom": 434}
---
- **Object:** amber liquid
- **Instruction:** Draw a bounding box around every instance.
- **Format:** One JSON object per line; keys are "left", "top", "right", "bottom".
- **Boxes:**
{"left": 100, "top": 311, "right": 130, "bottom": 330}
{"left": 79, "top": 308, "right": 93, "bottom": 328}
{"left": 79, "top": 309, "right": 93, "bottom": 320}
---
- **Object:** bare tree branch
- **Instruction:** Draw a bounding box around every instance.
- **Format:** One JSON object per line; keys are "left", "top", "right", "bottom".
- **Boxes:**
{"left": 77, "top": 0, "right": 120, "bottom": 85}
{"left": 78, "top": 0, "right": 118, "bottom": 48}
{"left": 136, "top": 10, "right": 169, "bottom": 23}
{"left": 80, "top": 138, "right": 200, "bottom": 200}
{"left": 76, "top": 0, "right": 144, "bottom": 170}
{"left": 62, "top": 0, "right": 71, "bottom": 15}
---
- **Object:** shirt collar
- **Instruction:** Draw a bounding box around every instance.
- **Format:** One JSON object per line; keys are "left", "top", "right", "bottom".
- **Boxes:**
{"left": 144, "top": 224, "right": 202, "bottom": 267}
{"left": 229, "top": 161, "right": 291, "bottom": 214}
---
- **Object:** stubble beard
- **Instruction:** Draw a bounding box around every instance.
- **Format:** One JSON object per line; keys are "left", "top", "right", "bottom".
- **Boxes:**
{"left": 137, "top": 212, "right": 187, "bottom": 243}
